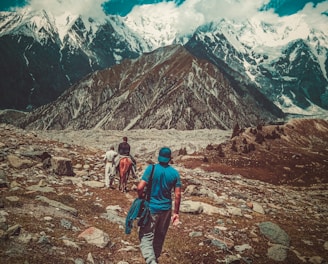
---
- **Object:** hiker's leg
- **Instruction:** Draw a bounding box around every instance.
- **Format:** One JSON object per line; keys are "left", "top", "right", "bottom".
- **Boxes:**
{"left": 139, "top": 214, "right": 159, "bottom": 264}
{"left": 153, "top": 210, "right": 171, "bottom": 259}
{"left": 109, "top": 165, "right": 115, "bottom": 186}
{"left": 105, "top": 163, "right": 110, "bottom": 187}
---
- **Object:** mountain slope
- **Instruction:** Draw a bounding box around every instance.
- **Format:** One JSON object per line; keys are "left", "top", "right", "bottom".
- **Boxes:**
{"left": 18, "top": 45, "right": 284, "bottom": 130}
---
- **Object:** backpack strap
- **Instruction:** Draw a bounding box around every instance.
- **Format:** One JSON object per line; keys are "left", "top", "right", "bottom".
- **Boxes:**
{"left": 145, "top": 164, "right": 155, "bottom": 202}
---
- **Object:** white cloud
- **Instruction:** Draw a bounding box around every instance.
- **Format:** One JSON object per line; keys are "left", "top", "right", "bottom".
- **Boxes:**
{"left": 27, "top": 0, "right": 107, "bottom": 21}
{"left": 173, "top": 0, "right": 272, "bottom": 35}
{"left": 128, "top": 0, "right": 273, "bottom": 36}
{"left": 22, "top": 0, "right": 328, "bottom": 36}
{"left": 190, "top": 0, "right": 270, "bottom": 22}
{"left": 126, "top": 0, "right": 272, "bottom": 36}
{"left": 143, "top": 0, "right": 327, "bottom": 35}
{"left": 300, "top": 2, "right": 328, "bottom": 32}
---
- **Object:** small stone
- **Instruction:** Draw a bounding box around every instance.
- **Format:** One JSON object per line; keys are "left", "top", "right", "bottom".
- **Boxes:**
{"left": 234, "top": 243, "right": 252, "bottom": 252}
{"left": 252, "top": 202, "right": 265, "bottom": 214}
{"left": 309, "top": 256, "right": 324, "bottom": 264}
{"left": 246, "top": 202, "right": 253, "bottom": 209}
{"left": 324, "top": 241, "right": 328, "bottom": 250}
{"left": 189, "top": 231, "right": 203, "bottom": 237}
{"left": 267, "top": 244, "right": 288, "bottom": 261}
{"left": 227, "top": 206, "right": 242, "bottom": 216}
{"left": 6, "top": 196, "right": 20, "bottom": 202}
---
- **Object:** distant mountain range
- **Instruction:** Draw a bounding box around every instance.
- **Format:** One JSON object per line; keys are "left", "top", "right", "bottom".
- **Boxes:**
{"left": 0, "top": 9, "right": 149, "bottom": 110}
{"left": 0, "top": 6, "right": 327, "bottom": 129}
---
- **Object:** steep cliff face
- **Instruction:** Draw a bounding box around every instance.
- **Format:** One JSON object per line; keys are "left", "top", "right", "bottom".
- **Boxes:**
{"left": 19, "top": 45, "right": 283, "bottom": 130}
{"left": 184, "top": 20, "right": 328, "bottom": 115}
{"left": 269, "top": 39, "right": 328, "bottom": 110}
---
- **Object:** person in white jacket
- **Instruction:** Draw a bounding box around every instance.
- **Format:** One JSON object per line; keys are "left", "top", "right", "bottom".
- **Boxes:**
{"left": 103, "top": 146, "right": 118, "bottom": 188}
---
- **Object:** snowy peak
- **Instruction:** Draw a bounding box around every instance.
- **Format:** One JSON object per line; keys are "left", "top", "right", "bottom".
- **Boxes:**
{"left": 0, "top": 9, "right": 59, "bottom": 43}
{"left": 185, "top": 16, "right": 328, "bottom": 116}
{"left": 0, "top": 8, "right": 146, "bottom": 110}
{"left": 0, "top": 8, "right": 102, "bottom": 47}
{"left": 53, "top": 12, "right": 80, "bottom": 43}
{"left": 0, "top": 7, "right": 150, "bottom": 54}
{"left": 124, "top": 3, "right": 180, "bottom": 48}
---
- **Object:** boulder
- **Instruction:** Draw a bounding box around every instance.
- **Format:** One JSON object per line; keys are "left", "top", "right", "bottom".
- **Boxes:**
{"left": 7, "top": 154, "right": 34, "bottom": 169}
{"left": 78, "top": 227, "right": 110, "bottom": 248}
{"left": 51, "top": 157, "right": 74, "bottom": 176}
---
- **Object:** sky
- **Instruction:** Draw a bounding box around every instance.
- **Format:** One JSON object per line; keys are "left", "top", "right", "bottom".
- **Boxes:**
{"left": 0, "top": 0, "right": 327, "bottom": 34}
{"left": 0, "top": 0, "right": 327, "bottom": 15}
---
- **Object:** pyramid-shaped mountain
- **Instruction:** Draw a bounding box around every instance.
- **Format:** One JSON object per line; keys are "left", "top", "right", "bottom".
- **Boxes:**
{"left": 19, "top": 45, "right": 284, "bottom": 130}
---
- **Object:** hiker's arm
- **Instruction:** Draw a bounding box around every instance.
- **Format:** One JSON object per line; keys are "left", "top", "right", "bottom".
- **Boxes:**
{"left": 172, "top": 187, "right": 181, "bottom": 225}
{"left": 111, "top": 154, "right": 117, "bottom": 164}
{"left": 137, "top": 180, "right": 147, "bottom": 199}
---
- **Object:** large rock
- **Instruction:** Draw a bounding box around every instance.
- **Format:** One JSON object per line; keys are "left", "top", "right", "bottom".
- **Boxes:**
{"left": 184, "top": 184, "right": 223, "bottom": 203}
{"left": 259, "top": 222, "right": 290, "bottom": 262}
{"left": 51, "top": 157, "right": 74, "bottom": 176}
{"left": 180, "top": 200, "right": 204, "bottom": 214}
{"left": 180, "top": 200, "right": 223, "bottom": 215}
{"left": 259, "top": 221, "right": 290, "bottom": 246}
{"left": 267, "top": 244, "right": 288, "bottom": 261}
{"left": 21, "top": 151, "right": 51, "bottom": 161}
{"left": 7, "top": 155, "right": 34, "bottom": 169}
{"left": 35, "top": 196, "right": 78, "bottom": 216}
{"left": 83, "top": 181, "right": 104, "bottom": 188}
{"left": 78, "top": 227, "right": 110, "bottom": 248}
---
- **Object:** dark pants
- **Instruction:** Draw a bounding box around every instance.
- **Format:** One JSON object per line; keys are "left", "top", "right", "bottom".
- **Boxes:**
{"left": 139, "top": 210, "right": 171, "bottom": 264}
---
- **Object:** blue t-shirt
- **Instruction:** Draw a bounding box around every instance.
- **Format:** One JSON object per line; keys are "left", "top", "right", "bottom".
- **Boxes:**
{"left": 141, "top": 163, "right": 181, "bottom": 214}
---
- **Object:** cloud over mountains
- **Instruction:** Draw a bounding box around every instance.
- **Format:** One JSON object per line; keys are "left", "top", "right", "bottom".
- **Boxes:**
{"left": 2, "top": 0, "right": 327, "bottom": 35}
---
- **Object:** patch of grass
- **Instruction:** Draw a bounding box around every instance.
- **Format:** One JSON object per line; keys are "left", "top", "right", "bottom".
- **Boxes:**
{"left": 163, "top": 231, "right": 220, "bottom": 264}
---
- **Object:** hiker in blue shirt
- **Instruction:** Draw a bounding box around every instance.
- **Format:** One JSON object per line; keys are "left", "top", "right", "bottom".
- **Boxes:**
{"left": 137, "top": 147, "right": 182, "bottom": 264}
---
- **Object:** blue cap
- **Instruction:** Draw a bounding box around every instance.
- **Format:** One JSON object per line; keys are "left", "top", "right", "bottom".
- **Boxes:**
{"left": 158, "top": 147, "right": 171, "bottom": 163}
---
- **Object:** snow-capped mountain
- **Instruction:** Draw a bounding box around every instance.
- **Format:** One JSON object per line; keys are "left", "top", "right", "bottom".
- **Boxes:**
{"left": 123, "top": 2, "right": 184, "bottom": 48}
{"left": 0, "top": 5, "right": 328, "bottom": 121}
{"left": 0, "top": 8, "right": 149, "bottom": 110}
{"left": 183, "top": 16, "right": 328, "bottom": 117}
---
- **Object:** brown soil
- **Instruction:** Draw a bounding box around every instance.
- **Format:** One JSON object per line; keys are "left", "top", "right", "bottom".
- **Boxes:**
{"left": 181, "top": 118, "right": 328, "bottom": 187}
{"left": 0, "top": 119, "right": 328, "bottom": 264}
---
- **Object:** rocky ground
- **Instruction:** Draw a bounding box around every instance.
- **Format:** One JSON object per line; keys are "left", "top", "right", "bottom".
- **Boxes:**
{"left": 0, "top": 119, "right": 328, "bottom": 264}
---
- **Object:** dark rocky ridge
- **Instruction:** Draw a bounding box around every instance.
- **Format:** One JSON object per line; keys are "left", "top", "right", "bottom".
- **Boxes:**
{"left": 17, "top": 45, "right": 284, "bottom": 130}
